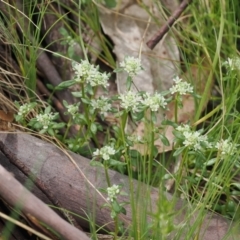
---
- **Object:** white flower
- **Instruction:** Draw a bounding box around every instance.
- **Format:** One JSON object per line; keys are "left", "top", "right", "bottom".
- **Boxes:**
{"left": 120, "top": 56, "right": 142, "bottom": 77}
{"left": 223, "top": 57, "right": 240, "bottom": 71}
{"left": 119, "top": 91, "right": 142, "bottom": 112}
{"left": 36, "top": 113, "right": 55, "bottom": 130}
{"left": 72, "top": 60, "right": 93, "bottom": 82}
{"left": 67, "top": 103, "right": 79, "bottom": 118}
{"left": 72, "top": 60, "right": 109, "bottom": 88}
{"left": 176, "top": 124, "right": 209, "bottom": 151}
{"left": 127, "top": 134, "right": 142, "bottom": 143}
{"left": 169, "top": 76, "right": 193, "bottom": 95}
{"left": 93, "top": 145, "right": 116, "bottom": 161}
{"left": 66, "top": 36, "right": 77, "bottom": 47}
{"left": 183, "top": 131, "right": 208, "bottom": 151}
{"left": 176, "top": 124, "right": 191, "bottom": 133}
{"left": 232, "top": 57, "right": 240, "bottom": 70}
{"left": 18, "top": 103, "right": 33, "bottom": 117}
{"left": 107, "top": 184, "right": 120, "bottom": 202}
{"left": 91, "top": 97, "right": 112, "bottom": 115}
{"left": 225, "top": 58, "right": 234, "bottom": 70}
{"left": 87, "top": 71, "right": 110, "bottom": 88}
{"left": 141, "top": 92, "right": 167, "bottom": 111}
{"left": 216, "top": 139, "right": 237, "bottom": 159}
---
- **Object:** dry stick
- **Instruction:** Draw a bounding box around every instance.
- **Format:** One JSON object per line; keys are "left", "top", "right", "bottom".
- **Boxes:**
{"left": 0, "top": 164, "right": 90, "bottom": 240}
{"left": 0, "top": 141, "right": 83, "bottom": 231}
{"left": 146, "top": 0, "right": 193, "bottom": 50}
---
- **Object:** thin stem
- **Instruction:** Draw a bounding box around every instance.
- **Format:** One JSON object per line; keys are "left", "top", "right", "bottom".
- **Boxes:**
{"left": 114, "top": 216, "right": 119, "bottom": 239}
{"left": 174, "top": 95, "right": 178, "bottom": 123}
{"left": 104, "top": 165, "right": 111, "bottom": 187}
{"left": 147, "top": 112, "right": 155, "bottom": 184}
{"left": 63, "top": 118, "right": 72, "bottom": 141}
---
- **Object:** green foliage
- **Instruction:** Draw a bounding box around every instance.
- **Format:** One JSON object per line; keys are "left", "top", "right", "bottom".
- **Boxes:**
{"left": 10, "top": 0, "right": 240, "bottom": 239}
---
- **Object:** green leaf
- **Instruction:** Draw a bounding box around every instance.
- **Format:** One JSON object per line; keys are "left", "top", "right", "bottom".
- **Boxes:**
{"left": 120, "top": 206, "right": 126, "bottom": 215}
{"left": 59, "top": 27, "right": 69, "bottom": 37}
{"left": 53, "top": 122, "right": 65, "bottom": 129}
{"left": 68, "top": 46, "right": 75, "bottom": 58}
{"left": 152, "top": 145, "right": 159, "bottom": 158}
{"left": 39, "top": 129, "right": 47, "bottom": 134}
{"left": 204, "top": 158, "right": 217, "bottom": 166}
{"left": 62, "top": 100, "right": 68, "bottom": 108}
{"left": 231, "top": 183, "right": 240, "bottom": 190}
{"left": 159, "top": 134, "right": 170, "bottom": 146}
{"left": 45, "top": 106, "right": 52, "bottom": 114}
{"left": 231, "top": 191, "right": 240, "bottom": 196}
{"left": 48, "top": 128, "right": 55, "bottom": 136}
{"left": 112, "top": 201, "right": 121, "bottom": 213}
{"left": 161, "top": 119, "right": 178, "bottom": 128}
{"left": 126, "top": 76, "right": 132, "bottom": 90}
{"left": 90, "top": 160, "right": 104, "bottom": 168}
{"left": 72, "top": 91, "right": 82, "bottom": 98}
{"left": 109, "top": 159, "right": 126, "bottom": 167}
{"left": 81, "top": 97, "right": 90, "bottom": 104}
{"left": 151, "top": 111, "right": 157, "bottom": 123}
{"left": 129, "top": 149, "right": 142, "bottom": 158}
{"left": 78, "top": 114, "right": 88, "bottom": 124}
{"left": 131, "top": 111, "right": 144, "bottom": 121}
{"left": 172, "top": 130, "right": 184, "bottom": 140}
{"left": 111, "top": 210, "right": 117, "bottom": 219}
{"left": 173, "top": 147, "right": 185, "bottom": 157}
{"left": 90, "top": 123, "right": 97, "bottom": 134}
{"left": 55, "top": 80, "right": 76, "bottom": 90}
{"left": 46, "top": 83, "right": 54, "bottom": 90}
{"left": 113, "top": 68, "right": 122, "bottom": 73}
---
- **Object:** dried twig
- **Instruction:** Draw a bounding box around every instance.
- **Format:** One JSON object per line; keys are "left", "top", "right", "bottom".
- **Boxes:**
{"left": 0, "top": 140, "right": 83, "bottom": 231}
{"left": 0, "top": 163, "right": 90, "bottom": 240}
{"left": 146, "top": 0, "right": 193, "bottom": 50}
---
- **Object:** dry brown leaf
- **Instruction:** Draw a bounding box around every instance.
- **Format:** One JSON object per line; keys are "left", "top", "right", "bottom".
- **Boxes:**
{"left": 99, "top": 1, "right": 179, "bottom": 94}
{"left": 0, "top": 109, "right": 15, "bottom": 131}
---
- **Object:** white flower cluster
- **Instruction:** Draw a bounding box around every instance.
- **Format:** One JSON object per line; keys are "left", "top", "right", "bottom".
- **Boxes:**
{"left": 224, "top": 57, "right": 240, "bottom": 71}
{"left": 119, "top": 91, "right": 167, "bottom": 113}
{"left": 91, "top": 96, "right": 112, "bottom": 115}
{"left": 127, "top": 134, "right": 142, "bottom": 143}
{"left": 141, "top": 92, "right": 167, "bottom": 111}
{"left": 17, "top": 103, "right": 33, "bottom": 117}
{"left": 169, "top": 76, "right": 193, "bottom": 95}
{"left": 72, "top": 60, "right": 110, "bottom": 88}
{"left": 93, "top": 145, "right": 116, "bottom": 161}
{"left": 176, "top": 125, "right": 237, "bottom": 159}
{"left": 107, "top": 184, "right": 120, "bottom": 202}
{"left": 176, "top": 124, "right": 209, "bottom": 151}
{"left": 120, "top": 56, "right": 142, "bottom": 77}
{"left": 67, "top": 103, "right": 79, "bottom": 118}
{"left": 72, "top": 60, "right": 92, "bottom": 81}
{"left": 119, "top": 91, "right": 142, "bottom": 113}
{"left": 216, "top": 139, "right": 237, "bottom": 159}
{"left": 36, "top": 113, "right": 55, "bottom": 130}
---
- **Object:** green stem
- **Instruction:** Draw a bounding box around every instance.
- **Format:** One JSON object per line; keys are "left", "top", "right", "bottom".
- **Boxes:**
{"left": 114, "top": 216, "right": 119, "bottom": 239}
{"left": 147, "top": 114, "right": 155, "bottom": 184}
{"left": 104, "top": 165, "right": 111, "bottom": 187}
{"left": 63, "top": 118, "right": 72, "bottom": 141}
{"left": 174, "top": 95, "right": 178, "bottom": 123}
